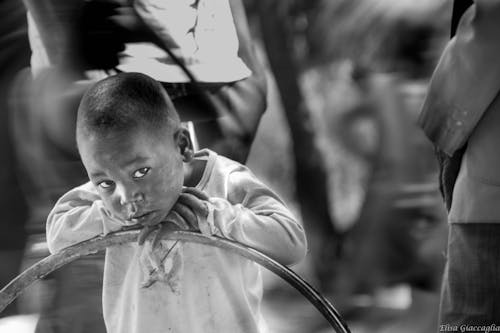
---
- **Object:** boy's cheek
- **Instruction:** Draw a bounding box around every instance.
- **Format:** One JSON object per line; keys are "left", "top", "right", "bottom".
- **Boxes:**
{"left": 157, "top": 171, "right": 183, "bottom": 208}
{"left": 157, "top": 190, "right": 179, "bottom": 216}
{"left": 103, "top": 199, "right": 126, "bottom": 221}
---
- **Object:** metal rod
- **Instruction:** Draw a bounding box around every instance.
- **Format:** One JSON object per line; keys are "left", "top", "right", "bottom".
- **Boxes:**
{"left": 0, "top": 229, "right": 350, "bottom": 333}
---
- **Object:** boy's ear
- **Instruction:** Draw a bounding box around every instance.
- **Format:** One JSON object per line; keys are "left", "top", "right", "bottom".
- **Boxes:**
{"left": 175, "top": 127, "right": 194, "bottom": 162}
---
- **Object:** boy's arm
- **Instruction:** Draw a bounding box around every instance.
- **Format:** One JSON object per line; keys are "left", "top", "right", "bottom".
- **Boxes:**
{"left": 46, "top": 182, "right": 125, "bottom": 253}
{"left": 207, "top": 167, "right": 307, "bottom": 266}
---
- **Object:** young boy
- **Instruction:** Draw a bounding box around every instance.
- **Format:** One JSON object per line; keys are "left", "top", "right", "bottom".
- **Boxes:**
{"left": 46, "top": 72, "right": 307, "bottom": 333}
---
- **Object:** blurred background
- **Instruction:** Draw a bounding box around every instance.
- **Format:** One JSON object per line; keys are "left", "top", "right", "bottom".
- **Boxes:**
{"left": 0, "top": 0, "right": 452, "bottom": 332}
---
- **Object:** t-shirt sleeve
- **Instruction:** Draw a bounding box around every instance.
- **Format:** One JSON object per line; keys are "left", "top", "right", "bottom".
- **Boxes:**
{"left": 206, "top": 166, "right": 307, "bottom": 266}
{"left": 46, "top": 182, "right": 126, "bottom": 253}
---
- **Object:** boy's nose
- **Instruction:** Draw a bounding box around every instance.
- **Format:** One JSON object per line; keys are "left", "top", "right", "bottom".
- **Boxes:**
{"left": 120, "top": 193, "right": 145, "bottom": 219}
{"left": 117, "top": 186, "right": 144, "bottom": 206}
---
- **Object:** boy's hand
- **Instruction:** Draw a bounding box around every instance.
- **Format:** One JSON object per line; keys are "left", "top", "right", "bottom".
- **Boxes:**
{"left": 138, "top": 187, "right": 210, "bottom": 246}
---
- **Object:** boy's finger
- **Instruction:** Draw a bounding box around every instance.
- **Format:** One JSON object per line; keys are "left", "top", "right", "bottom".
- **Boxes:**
{"left": 140, "top": 216, "right": 162, "bottom": 227}
{"left": 182, "top": 187, "right": 209, "bottom": 201}
{"left": 138, "top": 225, "right": 157, "bottom": 245}
{"left": 172, "top": 202, "right": 198, "bottom": 230}
{"left": 152, "top": 222, "right": 180, "bottom": 249}
{"left": 178, "top": 193, "right": 208, "bottom": 218}
{"left": 165, "top": 210, "right": 190, "bottom": 230}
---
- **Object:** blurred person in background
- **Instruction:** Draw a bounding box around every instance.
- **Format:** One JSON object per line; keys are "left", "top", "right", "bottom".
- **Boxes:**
{"left": 0, "top": 0, "right": 30, "bottom": 319}
{"left": 419, "top": 0, "right": 500, "bottom": 329}
{"left": 11, "top": 0, "right": 266, "bottom": 332}
{"left": 23, "top": 0, "right": 266, "bottom": 163}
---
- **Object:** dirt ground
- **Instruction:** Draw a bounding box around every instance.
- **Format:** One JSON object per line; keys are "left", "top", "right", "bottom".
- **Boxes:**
{"left": 262, "top": 285, "right": 440, "bottom": 333}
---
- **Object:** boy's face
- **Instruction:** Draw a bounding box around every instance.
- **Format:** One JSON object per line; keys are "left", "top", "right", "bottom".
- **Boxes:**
{"left": 78, "top": 127, "right": 184, "bottom": 226}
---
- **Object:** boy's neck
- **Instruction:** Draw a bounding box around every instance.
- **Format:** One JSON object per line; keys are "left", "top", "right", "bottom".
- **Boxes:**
{"left": 183, "top": 158, "right": 207, "bottom": 188}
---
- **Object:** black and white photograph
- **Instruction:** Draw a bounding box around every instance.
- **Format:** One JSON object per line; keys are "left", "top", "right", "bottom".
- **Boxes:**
{"left": 0, "top": 1, "right": 496, "bottom": 332}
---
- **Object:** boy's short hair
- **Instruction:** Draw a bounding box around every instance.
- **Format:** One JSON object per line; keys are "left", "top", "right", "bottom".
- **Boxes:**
{"left": 77, "top": 72, "right": 179, "bottom": 141}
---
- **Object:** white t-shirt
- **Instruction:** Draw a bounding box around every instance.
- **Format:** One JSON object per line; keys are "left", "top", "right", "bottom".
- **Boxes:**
{"left": 27, "top": 0, "right": 251, "bottom": 83}
{"left": 46, "top": 149, "right": 307, "bottom": 333}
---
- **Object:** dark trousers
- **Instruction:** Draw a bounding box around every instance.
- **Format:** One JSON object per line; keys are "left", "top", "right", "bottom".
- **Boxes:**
{"left": 34, "top": 252, "right": 106, "bottom": 333}
{"left": 439, "top": 223, "right": 500, "bottom": 331}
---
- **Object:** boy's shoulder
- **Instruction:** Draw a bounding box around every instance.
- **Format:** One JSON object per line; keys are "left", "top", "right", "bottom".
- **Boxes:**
{"left": 199, "top": 149, "right": 268, "bottom": 194}
{"left": 197, "top": 149, "right": 250, "bottom": 179}
{"left": 72, "top": 181, "right": 98, "bottom": 194}
{"left": 58, "top": 181, "right": 100, "bottom": 203}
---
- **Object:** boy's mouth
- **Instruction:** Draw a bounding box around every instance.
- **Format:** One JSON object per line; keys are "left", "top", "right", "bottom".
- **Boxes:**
{"left": 129, "top": 211, "right": 156, "bottom": 224}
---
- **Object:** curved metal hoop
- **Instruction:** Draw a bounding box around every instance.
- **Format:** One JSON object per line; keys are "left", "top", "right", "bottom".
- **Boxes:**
{"left": 0, "top": 229, "right": 350, "bottom": 333}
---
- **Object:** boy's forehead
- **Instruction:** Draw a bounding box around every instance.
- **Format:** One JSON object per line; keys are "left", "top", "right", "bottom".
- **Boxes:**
{"left": 79, "top": 128, "right": 173, "bottom": 163}
{"left": 80, "top": 139, "right": 150, "bottom": 176}
{"left": 80, "top": 126, "right": 166, "bottom": 146}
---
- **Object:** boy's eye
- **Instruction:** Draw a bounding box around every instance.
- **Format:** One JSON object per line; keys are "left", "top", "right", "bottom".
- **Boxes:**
{"left": 98, "top": 180, "right": 114, "bottom": 189}
{"left": 133, "top": 167, "right": 151, "bottom": 179}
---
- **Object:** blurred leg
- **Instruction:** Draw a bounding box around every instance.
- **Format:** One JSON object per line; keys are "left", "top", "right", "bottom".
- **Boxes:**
{"left": 0, "top": 0, "right": 30, "bottom": 318}
{"left": 439, "top": 223, "right": 500, "bottom": 329}
{"left": 0, "top": 251, "right": 25, "bottom": 317}
{"left": 10, "top": 59, "right": 106, "bottom": 333}
{"left": 35, "top": 253, "right": 106, "bottom": 333}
